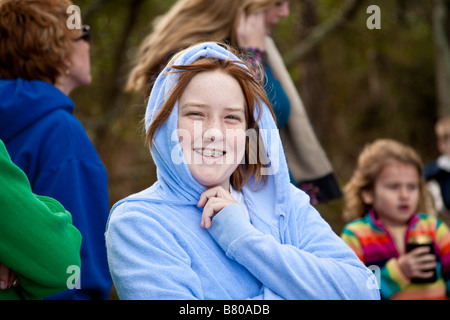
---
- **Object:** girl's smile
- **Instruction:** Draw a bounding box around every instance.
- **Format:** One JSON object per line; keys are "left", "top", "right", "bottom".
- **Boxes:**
{"left": 193, "top": 148, "right": 225, "bottom": 158}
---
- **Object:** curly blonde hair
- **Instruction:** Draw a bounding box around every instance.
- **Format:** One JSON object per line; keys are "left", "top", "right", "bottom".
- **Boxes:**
{"left": 125, "top": 0, "right": 279, "bottom": 96}
{"left": 0, "top": 0, "right": 81, "bottom": 84}
{"left": 343, "top": 139, "right": 436, "bottom": 222}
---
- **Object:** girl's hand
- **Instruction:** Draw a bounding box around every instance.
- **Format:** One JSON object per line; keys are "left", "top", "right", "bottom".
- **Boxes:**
{"left": 397, "top": 246, "right": 437, "bottom": 280}
{"left": 236, "top": 10, "right": 266, "bottom": 51}
{"left": 0, "top": 263, "right": 19, "bottom": 290}
{"left": 197, "top": 186, "right": 238, "bottom": 229}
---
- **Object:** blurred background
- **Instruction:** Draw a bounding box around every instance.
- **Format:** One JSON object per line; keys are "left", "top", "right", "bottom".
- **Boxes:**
{"left": 70, "top": 0, "right": 450, "bottom": 233}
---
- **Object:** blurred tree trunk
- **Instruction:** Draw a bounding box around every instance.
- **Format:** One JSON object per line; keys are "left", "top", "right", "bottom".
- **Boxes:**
{"left": 99, "top": 0, "right": 145, "bottom": 138}
{"left": 297, "top": 0, "right": 328, "bottom": 141}
{"left": 81, "top": 0, "right": 151, "bottom": 206}
{"left": 432, "top": 0, "right": 450, "bottom": 117}
{"left": 292, "top": 0, "right": 364, "bottom": 143}
{"left": 285, "top": 0, "right": 364, "bottom": 67}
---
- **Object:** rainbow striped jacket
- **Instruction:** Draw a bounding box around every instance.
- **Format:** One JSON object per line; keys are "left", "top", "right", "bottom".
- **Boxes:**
{"left": 341, "top": 210, "right": 450, "bottom": 299}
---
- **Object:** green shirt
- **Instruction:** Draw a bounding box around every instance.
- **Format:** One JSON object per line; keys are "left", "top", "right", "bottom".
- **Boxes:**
{"left": 0, "top": 140, "right": 82, "bottom": 299}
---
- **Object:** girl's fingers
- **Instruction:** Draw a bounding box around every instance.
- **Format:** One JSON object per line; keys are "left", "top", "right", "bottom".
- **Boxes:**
{"left": 201, "top": 198, "right": 232, "bottom": 229}
{"left": 197, "top": 186, "right": 233, "bottom": 208}
{"left": 409, "top": 246, "right": 431, "bottom": 256}
{"left": 198, "top": 186, "right": 238, "bottom": 228}
{"left": 201, "top": 198, "right": 222, "bottom": 229}
{"left": 419, "top": 271, "right": 435, "bottom": 279}
{"left": 416, "top": 254, "right": 437, "bottom": 271}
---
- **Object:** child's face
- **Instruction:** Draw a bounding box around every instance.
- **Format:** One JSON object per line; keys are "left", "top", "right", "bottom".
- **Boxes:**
{"left": 177, "top": 70, "right": 247, "bottom": 190}
{"left": 438, "top": 136, "right": 450, "bottom": 157}
{"left": 362, "top": 160, "right": 420, "bottom": 227}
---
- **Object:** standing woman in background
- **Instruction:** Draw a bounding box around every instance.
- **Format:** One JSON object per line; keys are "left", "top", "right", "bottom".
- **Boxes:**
{"left": 125, "top": 0, "right": 341, "bottom": 204}
{"left": 0, "top": 0, "right": 112, "bottom": 299}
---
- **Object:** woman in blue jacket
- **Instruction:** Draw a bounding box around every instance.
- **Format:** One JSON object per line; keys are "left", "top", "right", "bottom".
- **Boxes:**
{"left": 0, "top": 0, "right": 111, "bottom": 299}
{"left": 105, "top": 42, "right": 380, "bottom": 300}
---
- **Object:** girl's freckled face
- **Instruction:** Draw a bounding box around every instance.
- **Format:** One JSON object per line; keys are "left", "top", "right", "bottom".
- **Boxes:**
{"left": 177, "top": 70, "right": 247, "bottom": 190}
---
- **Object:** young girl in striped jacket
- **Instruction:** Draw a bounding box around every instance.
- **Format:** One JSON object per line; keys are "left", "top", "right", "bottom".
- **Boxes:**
{"left": 341, "top": 139, "right": 450, "bottom": 300}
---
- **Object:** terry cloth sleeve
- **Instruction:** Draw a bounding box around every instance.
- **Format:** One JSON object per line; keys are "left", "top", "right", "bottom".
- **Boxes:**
{"left": 341, "top": 225, "right": 410, "bottom": 299}
{"left": 208, "top": 198, "right": 380, "bottom": 300}
{"left": 33, "top": 158, "right": 111, "bottom": 300}
{"left": 105, "top": 204, "right": 205, "bottom": 300}
{"left": 0, "top": 141, "right": 82, "bottom": 300}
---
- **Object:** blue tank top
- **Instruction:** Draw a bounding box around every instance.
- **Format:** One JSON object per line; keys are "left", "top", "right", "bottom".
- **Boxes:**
{"left": 264, "top": 63, "right": 291, "bottom": 129}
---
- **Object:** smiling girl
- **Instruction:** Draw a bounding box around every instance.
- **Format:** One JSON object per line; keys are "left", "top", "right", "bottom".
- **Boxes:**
{"left": 105, "top": 42, "right": 378, "bottom": 300}
{"left": 125, "top": 0, "right": 342, "bottom": 205}
{"left": 341, "top": 139, "right": 450, "bottom": 299}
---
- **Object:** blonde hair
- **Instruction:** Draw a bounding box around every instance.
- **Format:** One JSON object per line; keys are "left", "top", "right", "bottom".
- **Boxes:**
{"left": 0, "top": 0, "right": 81, "bottom": 84}
{"left": 125, "top": 0, "right": 278, "bottom": 96}
{"left": 435, "top": 116, "right": 450, "bottom": 143}
{"left": 343, "top": 139, "right": 435, "bottom": 221}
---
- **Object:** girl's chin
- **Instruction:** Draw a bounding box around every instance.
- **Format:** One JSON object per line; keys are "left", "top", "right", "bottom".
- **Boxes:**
{"left": 189, "top": 165, "right": 238, "bottom": 189}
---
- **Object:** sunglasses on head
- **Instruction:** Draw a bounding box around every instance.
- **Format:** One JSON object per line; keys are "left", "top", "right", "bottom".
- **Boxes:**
{"left": 77, "top": 25, "right": 90, "bottom": 42}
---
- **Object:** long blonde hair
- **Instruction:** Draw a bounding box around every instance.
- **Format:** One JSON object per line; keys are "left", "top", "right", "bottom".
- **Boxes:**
{"left": 125, "top": 0, "right": 278, "bottom": 96}
{"left": 343, "top": 139, "right": 436, "bottom": 222}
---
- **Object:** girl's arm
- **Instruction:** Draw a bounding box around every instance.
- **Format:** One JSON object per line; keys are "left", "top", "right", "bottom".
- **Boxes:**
{"left": 206, "top": 189, "right": 380, "bottom": 300}
{"left": 106, "top": 206, "right": 204, "bottom": 300}
{"left": 106, "top": 201, "right": 275, "bottom": 300}
{"left": 341, "top": 226, "right": 412, "bottom": 299}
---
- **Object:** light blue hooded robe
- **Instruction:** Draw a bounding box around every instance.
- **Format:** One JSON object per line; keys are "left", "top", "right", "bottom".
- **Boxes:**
{"left": 105, "top": 42, "right": 380, "bottom": 300}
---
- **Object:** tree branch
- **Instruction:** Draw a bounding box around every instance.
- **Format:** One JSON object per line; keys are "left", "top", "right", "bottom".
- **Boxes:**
{"left": 432, "top": 0, "right": 450, "bottom": 116}
{"left": 284, "top": 0, "right": 365, "bottom": 67}
{"left": 95, "top": 0, "right": 147, "bottom": 139}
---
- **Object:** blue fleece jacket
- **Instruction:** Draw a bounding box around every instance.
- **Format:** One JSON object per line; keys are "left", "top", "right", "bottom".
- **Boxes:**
{"left": 0, "top": 79, "right": 111, "bottom": 300}
{"left": 105, "top": 43, "right": 380, "bottom": 300}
